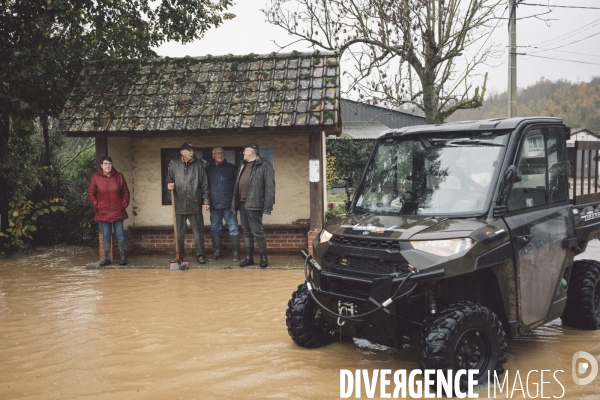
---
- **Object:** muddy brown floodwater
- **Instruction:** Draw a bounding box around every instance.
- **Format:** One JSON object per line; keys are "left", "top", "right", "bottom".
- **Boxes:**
{"left": 2, "top": 246, "right": 600, "bottom": 399}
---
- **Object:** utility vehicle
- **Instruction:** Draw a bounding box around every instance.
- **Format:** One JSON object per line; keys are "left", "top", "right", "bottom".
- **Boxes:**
{"left": 287, "top": 117, "right": 600, "bottom": 385}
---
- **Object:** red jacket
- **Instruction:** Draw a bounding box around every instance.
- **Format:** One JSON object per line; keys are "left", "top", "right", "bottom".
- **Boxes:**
{"left": 87, "top": 167, "right": 130, "bottom": 222}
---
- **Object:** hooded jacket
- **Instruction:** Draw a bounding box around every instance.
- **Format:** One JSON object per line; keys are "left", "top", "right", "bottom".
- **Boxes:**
{"left": 87, "top": 167, "right": 130, "bottom": 222}
{"left": 232, "top": 155, "right": 275, "bottom": 213}
{"left": 166, "top": 155, "right": 210, "bottom": 214}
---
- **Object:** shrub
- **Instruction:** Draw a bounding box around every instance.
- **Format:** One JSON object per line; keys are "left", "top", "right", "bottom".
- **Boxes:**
{"left": 325, "top": 202, "right": 346, "bottom": 221}
{"left": 326, "top": 135, "right": 373, "bottom": 185}
{"left": 326, "top": 154, "right": 339, "bottom": 187}
{"left": 55, "top": 143, "right": 98, "bottom": 246}
{"left": 0, "top": 129, "right": 66, "bottom": 251}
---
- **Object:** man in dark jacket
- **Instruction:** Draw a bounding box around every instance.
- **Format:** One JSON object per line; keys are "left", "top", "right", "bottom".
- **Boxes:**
{"left": 166, "top": 142, "right": 210, "bottom": 264}
{"left": 232, "top": 143, "right": 275, "bottom": 268}
{"left": 205, "top": 147, "right": 240, "bottom": 262}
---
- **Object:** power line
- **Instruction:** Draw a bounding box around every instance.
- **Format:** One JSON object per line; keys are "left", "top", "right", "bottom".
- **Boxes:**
{"left": 516, "top": 19, "right": 600, "bottom": 63}
{"left": 527, "top": 29, "right": 600, "bottom": 52}
{"left": 523, "top": 47, "right": 600, "bottom": 58}
{"left": 521, "top": 3, "right": 600, "bottom": 10}
{"left": 525, "top": 18, "right": 600, "bottom": 47}
{"left": 522, "top": 54, "right": 600, "bottom": 65}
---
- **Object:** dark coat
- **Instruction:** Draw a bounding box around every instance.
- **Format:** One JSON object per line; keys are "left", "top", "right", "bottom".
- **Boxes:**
{"left": 166, "top": 155, "right": 210, "bottom": 214}
{"left": 206, "top": 160, "right": 237, "bottom": 209}
{"left": 87, "top": 167, "right": 130, "bottom": 222}
{"left": 233, "top": 155, "right": 275, "bottom": 213}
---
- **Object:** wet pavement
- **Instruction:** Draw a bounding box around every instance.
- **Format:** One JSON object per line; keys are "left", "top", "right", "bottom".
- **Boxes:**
{"left": 85, "top": 251, "right": 305, "bottom": 270}
{"left": 0, "top": 244, "right": 600, "bottom": 399}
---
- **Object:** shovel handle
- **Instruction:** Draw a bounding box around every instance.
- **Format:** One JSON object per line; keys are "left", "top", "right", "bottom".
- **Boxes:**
{"left": 171, "top": 189, "right": 179, "bottom": 257}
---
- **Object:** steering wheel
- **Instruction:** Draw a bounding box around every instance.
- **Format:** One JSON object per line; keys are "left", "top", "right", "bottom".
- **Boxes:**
{"left": 402, "top": 190, "right": 415, "bottom": 201}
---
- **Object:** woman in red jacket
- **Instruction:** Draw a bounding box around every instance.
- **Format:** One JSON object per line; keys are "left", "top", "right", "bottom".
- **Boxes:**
{"left": 87, "top": 156, "right": 130, "bottom": 266}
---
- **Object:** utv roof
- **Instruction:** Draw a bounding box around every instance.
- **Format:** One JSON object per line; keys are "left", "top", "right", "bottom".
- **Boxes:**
{"left": 380, "top": 116, "right": 564, "bottom": 138}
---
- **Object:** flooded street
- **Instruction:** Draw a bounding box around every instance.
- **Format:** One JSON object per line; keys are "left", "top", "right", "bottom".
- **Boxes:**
{"left": 2, "top": 247, "right": 600, "bottom": 399}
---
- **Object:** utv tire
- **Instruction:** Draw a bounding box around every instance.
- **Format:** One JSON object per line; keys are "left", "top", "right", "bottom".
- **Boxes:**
{"left": 286, "top": 283, "right": 334, "bottom": 348}
{"left": 562, "top": 259, "right": 600, "bottom": 329}
{"left": 420, "top": 301, "right": 508, "bottom": 387}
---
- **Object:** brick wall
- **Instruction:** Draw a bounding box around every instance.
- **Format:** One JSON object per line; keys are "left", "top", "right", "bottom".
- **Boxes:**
{"left": 307, "top": 229, "right": 320, "bottom": 257}
{"left": 95, "top": 225, "right": 311, "bottom": 260}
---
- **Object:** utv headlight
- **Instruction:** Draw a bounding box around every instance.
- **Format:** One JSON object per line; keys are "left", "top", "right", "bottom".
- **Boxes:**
{"left": 318, "top": 229, "right": 333, "bottom": 244}
{"left": 410, "top": 238, "right": 475, "bottom": 257}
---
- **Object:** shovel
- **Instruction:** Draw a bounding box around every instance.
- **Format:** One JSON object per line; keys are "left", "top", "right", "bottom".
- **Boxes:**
{"left": 170, "top": 189, "right": 188, "bottom": 271}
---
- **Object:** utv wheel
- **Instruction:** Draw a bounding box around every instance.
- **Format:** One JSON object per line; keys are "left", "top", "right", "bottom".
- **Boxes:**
{"left": 420, "top": 301, "right": 508, "bottom": 387}
{"left": 562, "top": 259, "right": 600, "bottom": 329}
{"left": 286, "top": 283, "right": 334, "bottom": 348}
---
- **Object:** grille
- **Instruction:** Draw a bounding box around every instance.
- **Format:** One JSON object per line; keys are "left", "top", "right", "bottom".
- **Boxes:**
{"left": 331, "top": 235, "right": 401, "bottom": 250}
{"left": 322, "top": 275, "right": 371, "bottom": 298}
{"left": 323, "top": 254, "right": 410, "bottom": 275}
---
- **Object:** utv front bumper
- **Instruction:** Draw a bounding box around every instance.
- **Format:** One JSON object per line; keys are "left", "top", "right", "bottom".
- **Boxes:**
{"left": 301, "top": 250, "right": 444, "bottom": 302}
{"left": 301, "top": 250, "right": 445, "bottom": 346}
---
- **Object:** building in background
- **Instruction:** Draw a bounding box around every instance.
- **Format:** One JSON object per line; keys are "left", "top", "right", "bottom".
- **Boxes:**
{"left": 58, "top": 52, "right": 341, "bottom": 257}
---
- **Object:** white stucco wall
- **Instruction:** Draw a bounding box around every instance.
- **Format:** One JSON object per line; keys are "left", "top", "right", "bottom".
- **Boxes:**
{"left": 107, "top": 133, "right": 311, "bottom": 226}
{"left": 107, "top": 137, "right": 134, "bottom": 229}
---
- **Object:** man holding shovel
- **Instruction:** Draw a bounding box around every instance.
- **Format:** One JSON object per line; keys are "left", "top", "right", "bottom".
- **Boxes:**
{"left": 167, "top": 142, "right": 210, "bottom": 264}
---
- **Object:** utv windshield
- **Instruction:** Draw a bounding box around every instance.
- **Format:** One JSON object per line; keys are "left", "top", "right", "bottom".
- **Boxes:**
{"left": 354, "top": 132, "right": 509, "bottom": 216}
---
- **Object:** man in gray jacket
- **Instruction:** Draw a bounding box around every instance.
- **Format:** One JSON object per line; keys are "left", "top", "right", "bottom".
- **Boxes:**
{"left": 167, "top": 142, "right": 210, "bottom": 264}
{"left": 232, "top": 143, "right": 275, "bottom": 268}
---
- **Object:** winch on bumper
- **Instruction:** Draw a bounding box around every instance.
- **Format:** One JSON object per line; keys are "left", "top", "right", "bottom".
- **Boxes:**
{"left": 300, "top": 249, "right": 444, "bottom": 347}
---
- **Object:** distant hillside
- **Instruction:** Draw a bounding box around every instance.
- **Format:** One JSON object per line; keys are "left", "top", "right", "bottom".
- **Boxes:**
{"left": 447, "top": 77, "right": 600, "bottom": 133}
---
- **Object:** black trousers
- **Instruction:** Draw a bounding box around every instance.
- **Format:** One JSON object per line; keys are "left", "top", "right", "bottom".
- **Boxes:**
{"left": 175, "top": 213, "right": 204, "bottom": 257}
{"left": 239, "top": 202, "right": 266, "bottom": 240}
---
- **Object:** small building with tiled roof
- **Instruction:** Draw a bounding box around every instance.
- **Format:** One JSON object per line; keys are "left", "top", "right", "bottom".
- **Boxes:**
{"left": 329, "top": 98, "right": 426, "bottom": 143}
{"left": 332, "top": 120, "right": 391, "bottom": 140}
{"left": 58, "top": 51, "right": 341, "bottom": 258}
{"left": 340, "top": 98, "right": 426, "bottom": 129}
{"left": 568, "top": 128, "right": 600, "bottom": 145}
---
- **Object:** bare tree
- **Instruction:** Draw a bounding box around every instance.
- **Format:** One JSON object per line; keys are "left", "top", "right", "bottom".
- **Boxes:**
{"left": 266, "top": 0, "right": 505, "bottom": 123}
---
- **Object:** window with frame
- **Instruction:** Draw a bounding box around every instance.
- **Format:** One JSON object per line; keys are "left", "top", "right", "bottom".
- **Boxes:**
{"left": 161, "top": 147, "right": 244, "bottom": 206}
{"left": 160, "top": 146, "right": 275, "bottom": 205}
{"left": 547, "top": 127, "right": 569, "bottom": 204}
{"left": 507, "top": 127, "right": 568, "bottom": 212}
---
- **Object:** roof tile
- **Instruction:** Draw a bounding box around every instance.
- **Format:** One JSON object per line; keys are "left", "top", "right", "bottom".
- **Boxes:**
{"left": 241, "top": 115, "right": 253, "bottom": 128}
{"left": 58, "top": 51, "right": 341, "bottom": 134}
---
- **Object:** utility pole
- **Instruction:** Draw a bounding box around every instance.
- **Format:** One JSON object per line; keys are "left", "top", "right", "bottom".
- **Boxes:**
{"left": 508, "top": 0, "right": 518, "bottom": 117}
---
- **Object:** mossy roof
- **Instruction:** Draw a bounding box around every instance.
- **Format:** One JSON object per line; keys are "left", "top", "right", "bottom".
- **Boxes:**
{"left": 58, "top": 51, "right": 341, "bottom": 136}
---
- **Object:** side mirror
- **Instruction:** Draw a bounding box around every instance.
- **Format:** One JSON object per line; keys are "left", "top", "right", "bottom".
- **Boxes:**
{"left": 504, "top": 165, "right": 518, "bottom": 183}
{"left": 344, "top": 171, "right": 355, "bottom": 188}
{"left": 497, "top": 165, "right": 519, "bottom": 210}
{"left": 344, "top": 172, "right": 356, "bottom": 205}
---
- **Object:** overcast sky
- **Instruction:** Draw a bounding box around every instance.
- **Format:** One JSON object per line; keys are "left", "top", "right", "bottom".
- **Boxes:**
{"left": 156, "top": 1, "right": 600, "bottom": 95}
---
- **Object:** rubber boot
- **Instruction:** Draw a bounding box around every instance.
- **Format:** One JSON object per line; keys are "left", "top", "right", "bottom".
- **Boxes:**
{"left": 117, "top": 240, "right": 127, "bottom": 266}
{"left": 99, "top": 241, "right": 111, "bottom": 266}
{"left": 239, "top": 237, "right": 254, "bottom": 267}
{"left": 257, "top": 239, "right": 268, "bottom": 268}
{"left": 209, "top": 234, "right": 221, "bottom": 261}
{"left": 231, "top": 235, "right": 240, "bottom": 262}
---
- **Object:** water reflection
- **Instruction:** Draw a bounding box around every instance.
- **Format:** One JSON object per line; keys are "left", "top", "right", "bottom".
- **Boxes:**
{"left": 1, "top": 247, "right": 600, "bottom": 399}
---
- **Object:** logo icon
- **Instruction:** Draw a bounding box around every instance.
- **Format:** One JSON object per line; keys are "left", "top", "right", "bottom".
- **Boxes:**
{"left": 572, "top": 351, "right": 599, "bottom": 385}
{"left": 362, "top": 231, "right": 370, "bottom": 235}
